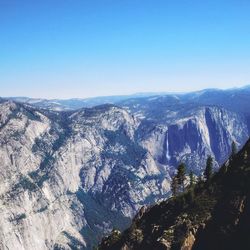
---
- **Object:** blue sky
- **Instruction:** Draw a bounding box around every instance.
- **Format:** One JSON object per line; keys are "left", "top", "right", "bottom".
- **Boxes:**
{"left": 0, "top": 0, "right": 250, "bottom": 98}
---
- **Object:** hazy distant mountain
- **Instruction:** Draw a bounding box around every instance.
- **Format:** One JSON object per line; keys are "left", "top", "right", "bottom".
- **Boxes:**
{"left": 5, "top": 85, "right": 250, "bottom": 114}
{"left": 6, "top": 94, "right": 159, "bottom": 111}
{"left": 119, "top": 85, "right": 250, "bottom": 117}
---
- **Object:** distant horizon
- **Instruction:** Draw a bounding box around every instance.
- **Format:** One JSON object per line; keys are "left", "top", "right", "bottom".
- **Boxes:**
{"left": 2, "top": 83, "right": 249, "bottom": 100}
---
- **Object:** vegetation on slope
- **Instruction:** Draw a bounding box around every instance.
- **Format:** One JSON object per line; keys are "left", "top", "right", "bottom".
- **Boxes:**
{"left": 98, "top": 138, "right": 250, "bottom": 250}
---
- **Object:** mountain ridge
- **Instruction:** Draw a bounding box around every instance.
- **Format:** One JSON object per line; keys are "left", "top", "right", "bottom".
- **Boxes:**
{"left": 99, "top": 137, "right": 250, "bottom": 250}
{"left": 3, "top": 85, "right": 250, "bottom": 111}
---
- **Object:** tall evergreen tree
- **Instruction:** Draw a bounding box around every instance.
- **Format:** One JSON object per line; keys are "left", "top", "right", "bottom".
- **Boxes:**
{"left": 171, "top": 176, "right": 178, "bottom": 197}
{"left": 231, "top": 141, "right": 237, "bottom": 156}
{"left": 197, "top": 175, "right": 202, "bottom": 184}
{"left": 189, "top": 171, "right": 195, "bottom": 188}
{"left": 177, "top": 163, "right": 186, "bottom": 192}
{"left": 204, "top": 155, "right": 213, "bottom": 181}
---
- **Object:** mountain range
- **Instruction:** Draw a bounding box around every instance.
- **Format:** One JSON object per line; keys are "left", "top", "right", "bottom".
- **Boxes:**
{"left": 5, "top": 85, "right": 250, "bottom": 114}
{"left": 0, "top": 85, "right": 250, "bottom": 249}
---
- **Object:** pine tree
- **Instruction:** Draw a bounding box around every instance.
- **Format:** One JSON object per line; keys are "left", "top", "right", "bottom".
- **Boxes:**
{"left": 231, "top": 141, "right": 237, "bottom": 156}
{"left": 177, "top": 163, "right": 186, "bottom": 192}
{"left": 171, "top": 176, "right": 178, "bottom": 197}
{"left": 198, "top": 175, "right": 203, "bottom": 183}
{"left": 189, "top": 171, "right": 195, "bottom": 188}
{"left": 204, "top": 155, "right": 213, "bottom": 181}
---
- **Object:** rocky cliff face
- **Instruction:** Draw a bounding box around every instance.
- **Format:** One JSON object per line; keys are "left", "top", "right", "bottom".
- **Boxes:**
{"left": 0, "top": 101, "right": 169, "bottom": 249}
{"left": 99, "top": 138, "right": 250, "bottom": 250}
{"left": 137, "top": 105, "right": 248, "bottom": 174}
{"left": 0, "top": 99, "right": 249, "bottom": 249}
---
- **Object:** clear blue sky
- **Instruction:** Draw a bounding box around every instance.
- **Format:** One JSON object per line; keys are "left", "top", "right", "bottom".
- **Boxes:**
{"left": 0, "top": 0, "right": 250, "bottom": 98}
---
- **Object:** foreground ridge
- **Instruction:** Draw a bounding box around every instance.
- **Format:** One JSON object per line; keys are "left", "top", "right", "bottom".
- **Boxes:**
{"left": 99, "top": 138, "right": 250, "bottom": 250}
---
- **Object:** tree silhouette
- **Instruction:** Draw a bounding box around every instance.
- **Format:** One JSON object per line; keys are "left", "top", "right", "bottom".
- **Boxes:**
{"left": 171, "top": 176, "right": 178, "bottom": 197}
{"left": 177, "top": 163, "right": 186, "bottom": 192}
{"left": 204, "top": 155, "right": 213, "bottom": 181}
{"left": 189, "top": 171, "right": 195, "bottom": 188}
{"left": 231, "top": 141, "right": 237, "bottom": 156}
